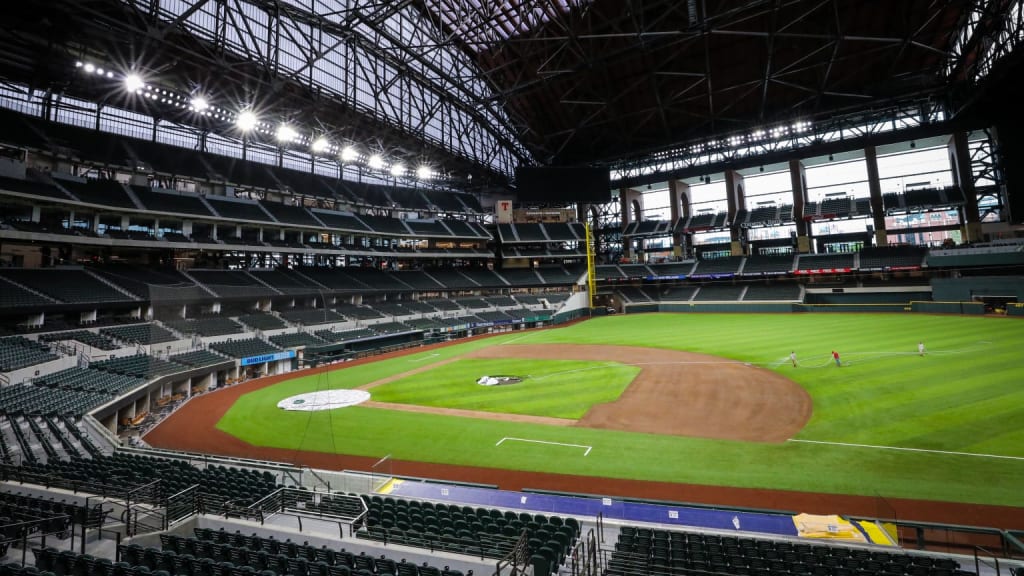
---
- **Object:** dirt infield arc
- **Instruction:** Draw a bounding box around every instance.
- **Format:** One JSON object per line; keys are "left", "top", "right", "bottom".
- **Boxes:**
{"left": 356, "top": 344, "right": 811, "bottom": 442}
{"left": 144, "top": 335, "right": 1023, "bottom": 529}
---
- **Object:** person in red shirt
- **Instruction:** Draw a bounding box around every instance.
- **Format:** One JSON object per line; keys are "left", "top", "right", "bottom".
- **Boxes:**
{"left": 832, "top": 350, "right": 841, "bottom": 367}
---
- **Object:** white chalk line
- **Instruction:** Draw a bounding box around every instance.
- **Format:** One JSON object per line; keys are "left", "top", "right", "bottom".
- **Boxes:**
{"left": 788, "top": 439, "right": 1024, "bottom": 461}
{"left": 408, "top": 353, "right": 440, "bottom": 363}
{"left": 500, "top": 333, "right": 535, "bottom": 345}
{"left": 496, "top": 436, "right": 592, "bottom": 456}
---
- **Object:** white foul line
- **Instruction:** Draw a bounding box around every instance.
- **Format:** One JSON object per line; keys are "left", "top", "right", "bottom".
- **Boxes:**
{"left": 408, "top": 353, "right": 440, "bottom": 363}
{"left": 497, "top": 436, "right": 592, "bottom": 456}
{"left": 788, "top": 439, "right": 1024, "bottom": 461}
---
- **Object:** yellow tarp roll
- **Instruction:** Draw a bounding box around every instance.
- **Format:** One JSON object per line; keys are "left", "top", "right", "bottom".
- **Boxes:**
{"left": 792, "top": 513, "right": 867, "bottom": 543}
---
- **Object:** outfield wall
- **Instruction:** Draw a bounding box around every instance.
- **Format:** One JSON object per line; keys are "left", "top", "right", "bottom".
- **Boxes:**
{"left": 624, "top": 301, "right": 994, "bottom": 315}
{"left": 932, "top": 276, "right": 1024, "bottom": 301}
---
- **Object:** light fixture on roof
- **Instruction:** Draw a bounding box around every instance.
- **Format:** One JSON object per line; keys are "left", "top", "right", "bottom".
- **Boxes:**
{"left": 311, "top": 136, "right": 330, "bottom": 153}
{"left": 390, "top": 163, "right": 405, "bottom": 177}
{"left": 190, "top": 96, "right": 210, "bottom": 112}
{"left": 236, "top": 110, "right": 258, "bottom": 131}
{"left": 123, "top": 73, "right": 144, "bottom": 93}
{"left": 340, "top": 145, "right": 358, "bottom": 162}
{"left": 367, "top": 154, "right": 385, "bottom": 170}
{"left": 276, "top": 124, "right": 298, "bottom": 143}
{"left": 83, "top": 62, "right": 96, "bottom": 73}
{"left": 416, "top": 165, "right": 433, "bottom": 180}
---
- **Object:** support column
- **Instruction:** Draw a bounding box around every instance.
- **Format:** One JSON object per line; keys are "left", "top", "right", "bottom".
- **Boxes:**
{"left": 724, "top": 170, "right": 746, "bottom": 255}
{"left": 864, "top": 146, "right": 888, "bottom": 247}
{"left": 789, "top": 160, "right": 811, "bottom": 253}
{"left": 620, "top": 187, "right": 642, "bottom": 261}
{"left": 668, "top": 180, "right": 690, "bottom": 259}
{"left": 948, "top": 131, "right": 982, "bottom": 242}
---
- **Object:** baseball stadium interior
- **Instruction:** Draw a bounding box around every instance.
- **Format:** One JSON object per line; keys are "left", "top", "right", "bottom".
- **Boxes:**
{"left": 2, "top": 2, "right": 1024, "bottom": 576}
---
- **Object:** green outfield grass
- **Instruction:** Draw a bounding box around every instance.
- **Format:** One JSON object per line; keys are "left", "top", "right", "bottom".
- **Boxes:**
{"left": 217, "top": 313, "right": 1024, "bottom": 507}
{"left": 367, "top": 358, "right": 639, "bottom": 418}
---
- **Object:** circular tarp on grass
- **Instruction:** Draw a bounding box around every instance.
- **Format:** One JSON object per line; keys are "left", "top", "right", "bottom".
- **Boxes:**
{"left": 277, "top": 389, "right": 371, "bottom": 411}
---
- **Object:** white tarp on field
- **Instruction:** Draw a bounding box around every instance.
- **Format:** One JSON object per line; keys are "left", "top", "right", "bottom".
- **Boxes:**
{"left": 277, "top": 389, "right": 371, "bottom": 411}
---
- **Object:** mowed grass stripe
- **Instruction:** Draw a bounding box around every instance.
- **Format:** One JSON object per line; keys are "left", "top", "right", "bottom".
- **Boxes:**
{"left": 803, "top": 372, "right": 1020, "bottom": 438}
{"left": 891, "top": 402, "right": 1024, "bottom": 454}
{"left": 366, "top": 358, "right": 640, "bottom": 419}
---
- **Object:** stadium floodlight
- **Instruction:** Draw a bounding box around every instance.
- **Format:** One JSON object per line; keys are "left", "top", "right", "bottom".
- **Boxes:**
{"left": 190, "top": 96, "right": 209, "bottom": 112}
{"left": 390, "top": 163, "right": 405, "bottom": 177}
{"left": 416, "top": 165, "right": 433, "bottom": 180}
{"left": 367, "top": 154, "right": 384, "bottom": 170}
{"left": 236, "top": 110, "right": 258, "bottom": 131}
{"left": 124, "top": 73, "right": 144, "bottom": 93}
{"left": 340, "top": 145, "right": 358, "bottom": 162}
{"left": 276, "top": 124, "right": 298, "bottom": 143}
{"left": 83, "top": 63, "right": 95, "bottom": 73}
{"left": 311, "top": 137, "right": 330, "bottom": 153}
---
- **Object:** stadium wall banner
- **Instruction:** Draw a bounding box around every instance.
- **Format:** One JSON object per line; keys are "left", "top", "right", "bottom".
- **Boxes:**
{"left": 241, "top": 350, "right": 297, "bottom": 366}
{"left": 793, "top": 268, "right": 852, "bottom": 275}
{"left": 645, "top": 274, "right": 687, "bottom": 281}
{"left": 689, "top": 273, "right": 736, "bottom": 280}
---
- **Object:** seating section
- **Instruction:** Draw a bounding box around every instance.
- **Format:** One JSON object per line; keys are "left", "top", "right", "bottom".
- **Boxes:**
{"left": 92, "top": 266, "right": 211, "bottom": 301}
{"left": 170, "top": 350, "right": 231, "bottom": 368}
{"left": 358, "top": 495, "right": 578, "bottom": 563}
{"left": 0, "top": 276, "right": 54, "bottom": 309}
{"left": 859, "top": 246, "right": 927, "bottom": 270}
{"left": 693, "top": 285, "right": 745, "bottom": 301}
{"left": 95, "top": 528, "right": 463, "bottom": 576}
{"left": 314, "top": 328, "right": 376, "bottom": 343}
{"left": 279, "top": 309, "right": 346, "bottom": 326}
{"left": 91, "top": 354, "right": 188, "bottom": 379}
{"left": 648, "top": 263, "right": 695, "bottom": 277}
{"left": 210, "top": 338, "right": 281, "bottom": 359}
{"left": 249, "top": 270, "right": 323, "bottom": 294}
{"left": 0, "top": 269, "right": 132, "bottom": 304}
{"left": 259, "top": 201, "right": 322, "bottom": 227}
{"left": 188, "top": 271, "right": 278, "bottom": 298}
{"left": 743, "top": 283, "right": 802, "bottom": 301}
{"left": 0, "top": 383, "right": 114, "bottom": 416}
{"left": 135, "top": 188, "right": 214, "bottom": 216}
{"left": 371, "top": 322, "right": 411, "bottom": 334}
{"left": 56, "top": 178, "right": 136, "bottom": 208}
{"left": 163, "top": 317, "right": 244, "bottom": 337}
{"left": 691, "top": 257, "right": 742, "bottom": 275}
{"left": 424, "top": 269, "right": 478, "bottom": 289}
{"left": 618, "top": 287, "right": 654, "bottom": 302}
{"left": 238, "top": 313, "right": 288, "bottom": 331}
{"left": 40, "top": 330, "right": 120, "bottom": 350}
{"left": 269, "top": 332, "right": 327, "bottom": 348}
{"left": 742, "top": 255, "right": 794, "bottom": 276}
{"left": 22, "top": 453, "right": 276, "bottom": 506}
{"left": 0, "top": 337, "right": 59, "bottom": 371}
{"left": 101, "top": 323, "right": 178, "bottom": 345}
{"left": 796, "top": 253, "right": 856, "bottom": 271}
{"left": 35, "top": 367, "right": 144, "bottom": 396}
{"left": 659, "top": 286, "right": 697, "bottom": 301}
{"left": 0, "top": 489, "right": 105, "bottom": 555}
{"left": 605, "top": 525, "right": 965, "bottom": 576}
{"left": 205, "top": 197, "right": 274, "bottom": 222}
